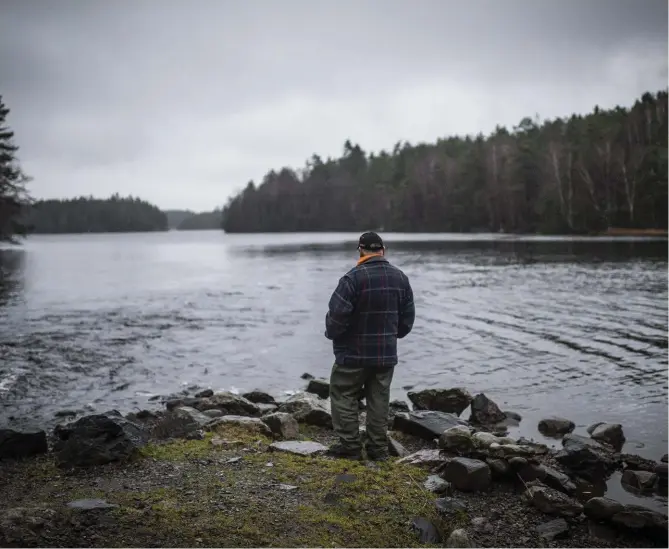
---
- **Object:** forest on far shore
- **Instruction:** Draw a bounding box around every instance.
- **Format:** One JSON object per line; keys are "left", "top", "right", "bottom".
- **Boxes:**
{"left": 2, "top": 91, "right": 667, "bottom": 238}
{"left": 222, "top": 90, "right": 668, "bottom": 235}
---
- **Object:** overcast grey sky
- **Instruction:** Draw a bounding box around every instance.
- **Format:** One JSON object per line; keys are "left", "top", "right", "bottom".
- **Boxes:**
{"left": 1, "top": 0, "right": 667, "bottom": 211}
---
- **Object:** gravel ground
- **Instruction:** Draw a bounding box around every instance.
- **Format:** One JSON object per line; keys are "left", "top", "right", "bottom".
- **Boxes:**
{"left": 0, "top": 424, "right": 665, "bottom": 548}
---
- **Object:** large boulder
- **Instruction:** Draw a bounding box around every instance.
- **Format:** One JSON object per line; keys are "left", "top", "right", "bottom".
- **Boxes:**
{"left": 393, "top": 410, "right": 468, "bottom": 441}
{"left": 439, "top": 457, "right": 491, "bottom": 492}
{"left": 193, "top": 392, "right": 260, "bottom": 416}
{"left": 469, "top": 393, "right": 506, "bottom": 425}
{"left": 407, "top": 388, "right": 472, "bottom": 415}
{"left": 555, "top": 434, "right": 619, "bottom": 478}
{"left": 0, "top": 429, "right": 48, "bottom": 460}
{"left": 524, "top": 484, "right": 583, "bottom": 517}
{"left": 277, "top": 392, "right": 332, "bottom": 427}
{"left": 590, "top": 423, "right": 625, "bottom": 451}
{"left": 53, "top": 411, "right": 147, "bottom": 467}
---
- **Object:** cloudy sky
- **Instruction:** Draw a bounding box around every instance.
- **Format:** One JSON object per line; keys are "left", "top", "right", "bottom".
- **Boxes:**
{"left": 1, "top": 0, "right": 667, "bottom": 212}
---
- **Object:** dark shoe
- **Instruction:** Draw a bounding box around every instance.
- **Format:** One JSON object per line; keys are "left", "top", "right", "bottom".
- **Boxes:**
{"left": 366, "top": 450, "right": 390, "bottom": 462}
{"left": 325, "top": 443, "right": 363, "bottom": 461}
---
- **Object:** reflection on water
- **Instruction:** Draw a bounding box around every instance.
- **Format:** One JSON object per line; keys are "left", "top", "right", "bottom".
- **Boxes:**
{"left": 0, "top": 248, "right": 24, "bottom": 307}
{"left": 0, "top": 231, "right": 667, "bottom": 510}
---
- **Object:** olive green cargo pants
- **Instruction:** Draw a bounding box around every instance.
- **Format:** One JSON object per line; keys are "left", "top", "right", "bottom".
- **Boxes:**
{"left": 329, "top": 363, "right": 394, "bottom": 456}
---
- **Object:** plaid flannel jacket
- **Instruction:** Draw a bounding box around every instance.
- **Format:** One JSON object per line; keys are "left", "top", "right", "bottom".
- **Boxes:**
{"left": 325, "top": 256, "right": 415, "bottom": 367}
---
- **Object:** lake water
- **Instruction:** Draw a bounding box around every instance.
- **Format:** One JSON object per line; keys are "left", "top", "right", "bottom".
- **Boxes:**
{"left": 1, "top": 232, "right": 667, "bottom": 467}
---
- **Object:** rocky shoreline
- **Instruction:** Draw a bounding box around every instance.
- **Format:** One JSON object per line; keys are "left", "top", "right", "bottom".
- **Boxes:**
{"left": 0, "top": 378, "right": 667, "bottom": 548}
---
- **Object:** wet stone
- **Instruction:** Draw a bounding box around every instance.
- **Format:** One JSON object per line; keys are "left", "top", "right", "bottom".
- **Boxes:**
{"left": 621, "top": 469, "right": 658, "bottom": 493}
{"left": 538, "top": 417, "right": 575, "bottom": 437}
{"left": 393, "top": 410, "right": 469, "bottom": 441}
{"left": 525, "top": 485, "right": 583, "bottom": 518}
{"left": 407, "top": 388, "right": 472, "bottom": 416}
{"left": 241, "top": 390, "right": 276, "bottom": 404}
{"left": 469, "top": 393, "right": 506, "bottom": 425}
{"left": 305, "top": 379, "right": 330, "bottom": 399}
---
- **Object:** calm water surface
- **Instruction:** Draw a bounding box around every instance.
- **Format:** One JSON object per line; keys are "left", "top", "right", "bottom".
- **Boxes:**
{"left": 1, "top": 232, "right": 667, "bottom": 489}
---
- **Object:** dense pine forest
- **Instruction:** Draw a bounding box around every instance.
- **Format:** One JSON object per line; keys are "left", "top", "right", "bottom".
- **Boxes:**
{"left": 26, "top": 195, "right": 168, "bottom": 234}
{"left": 222, "top": 91, "right": 668, "bottom": 234}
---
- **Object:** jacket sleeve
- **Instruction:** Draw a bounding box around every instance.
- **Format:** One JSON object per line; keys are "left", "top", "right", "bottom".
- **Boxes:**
{"left": 325, "top": 275, "right": 356, "bottom": 340}
{"left": 397, "top": 277, "right": 415, "bottom": 339}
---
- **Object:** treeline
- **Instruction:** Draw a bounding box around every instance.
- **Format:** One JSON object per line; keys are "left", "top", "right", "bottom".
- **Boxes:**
{"left": 222, "top": 91, "right": 668, "bottom": 234}
{"left": 164, "top": 209, "right": 223, "bottom": 230}
{"left": 177, "top": 209, "right": 222, "bottom": 230}
{"left": 26, "top": 195, "right": 168, "bottom": 234}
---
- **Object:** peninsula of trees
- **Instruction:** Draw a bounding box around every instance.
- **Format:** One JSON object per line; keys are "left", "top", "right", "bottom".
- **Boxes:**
{"left": 222, "top": 91, "right": 668, "bottom": 235}
{"left": 26, "top": 195, "right": 168, "bottom": 234}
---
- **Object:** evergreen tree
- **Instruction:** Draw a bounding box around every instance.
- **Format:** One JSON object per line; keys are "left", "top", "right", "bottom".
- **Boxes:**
{"left": 0, "top": 95, "right": 31, "bottom": 242}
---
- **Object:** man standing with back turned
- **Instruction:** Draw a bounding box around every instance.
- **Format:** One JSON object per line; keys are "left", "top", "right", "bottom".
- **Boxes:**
{"left": 324, "top": 232, "right": 415, "bottom": 461}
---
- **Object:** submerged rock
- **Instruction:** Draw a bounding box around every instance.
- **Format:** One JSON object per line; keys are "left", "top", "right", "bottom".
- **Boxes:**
{"left": 469, "top": 393, "right": 506, "bottom": 425}
{"left": 524, "top": 484, "right": 583, "bottom": 517}
{"left": 241, "top": 390, "right": 276, "bottom": 405}
{"left": 440, "top": 457, "right": 491, "bottom": 492}
{"left": 269, "top": 440, "right": 327, "bottom": 456}
{"left": 590, "top": 423, "right": 625, "bottom": 450}
{"left": 277, "top": 392, "right": 332, "bottom": 428}
{"left": 194, "top": 392, "right": 260, "bottom": 417}
{"left": 305, "top": 379, "right": 330, "bottom": 399}
{"left": 53, "top": 411, "right": 147, "bottom": 468}
{"left": 393, "top": 410, "right": 468, "bottom": 441}
{"left": 407, "top": 388, "right": 472, "bottom": 416}
{"left": 621, "top": 469, "right": 657, "bottom": 493}
{"left": 0, "top": 429, "right": 48, "bottom": 460}
{"left": 538, "top": 417, "right": 575, "bottom": 437}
